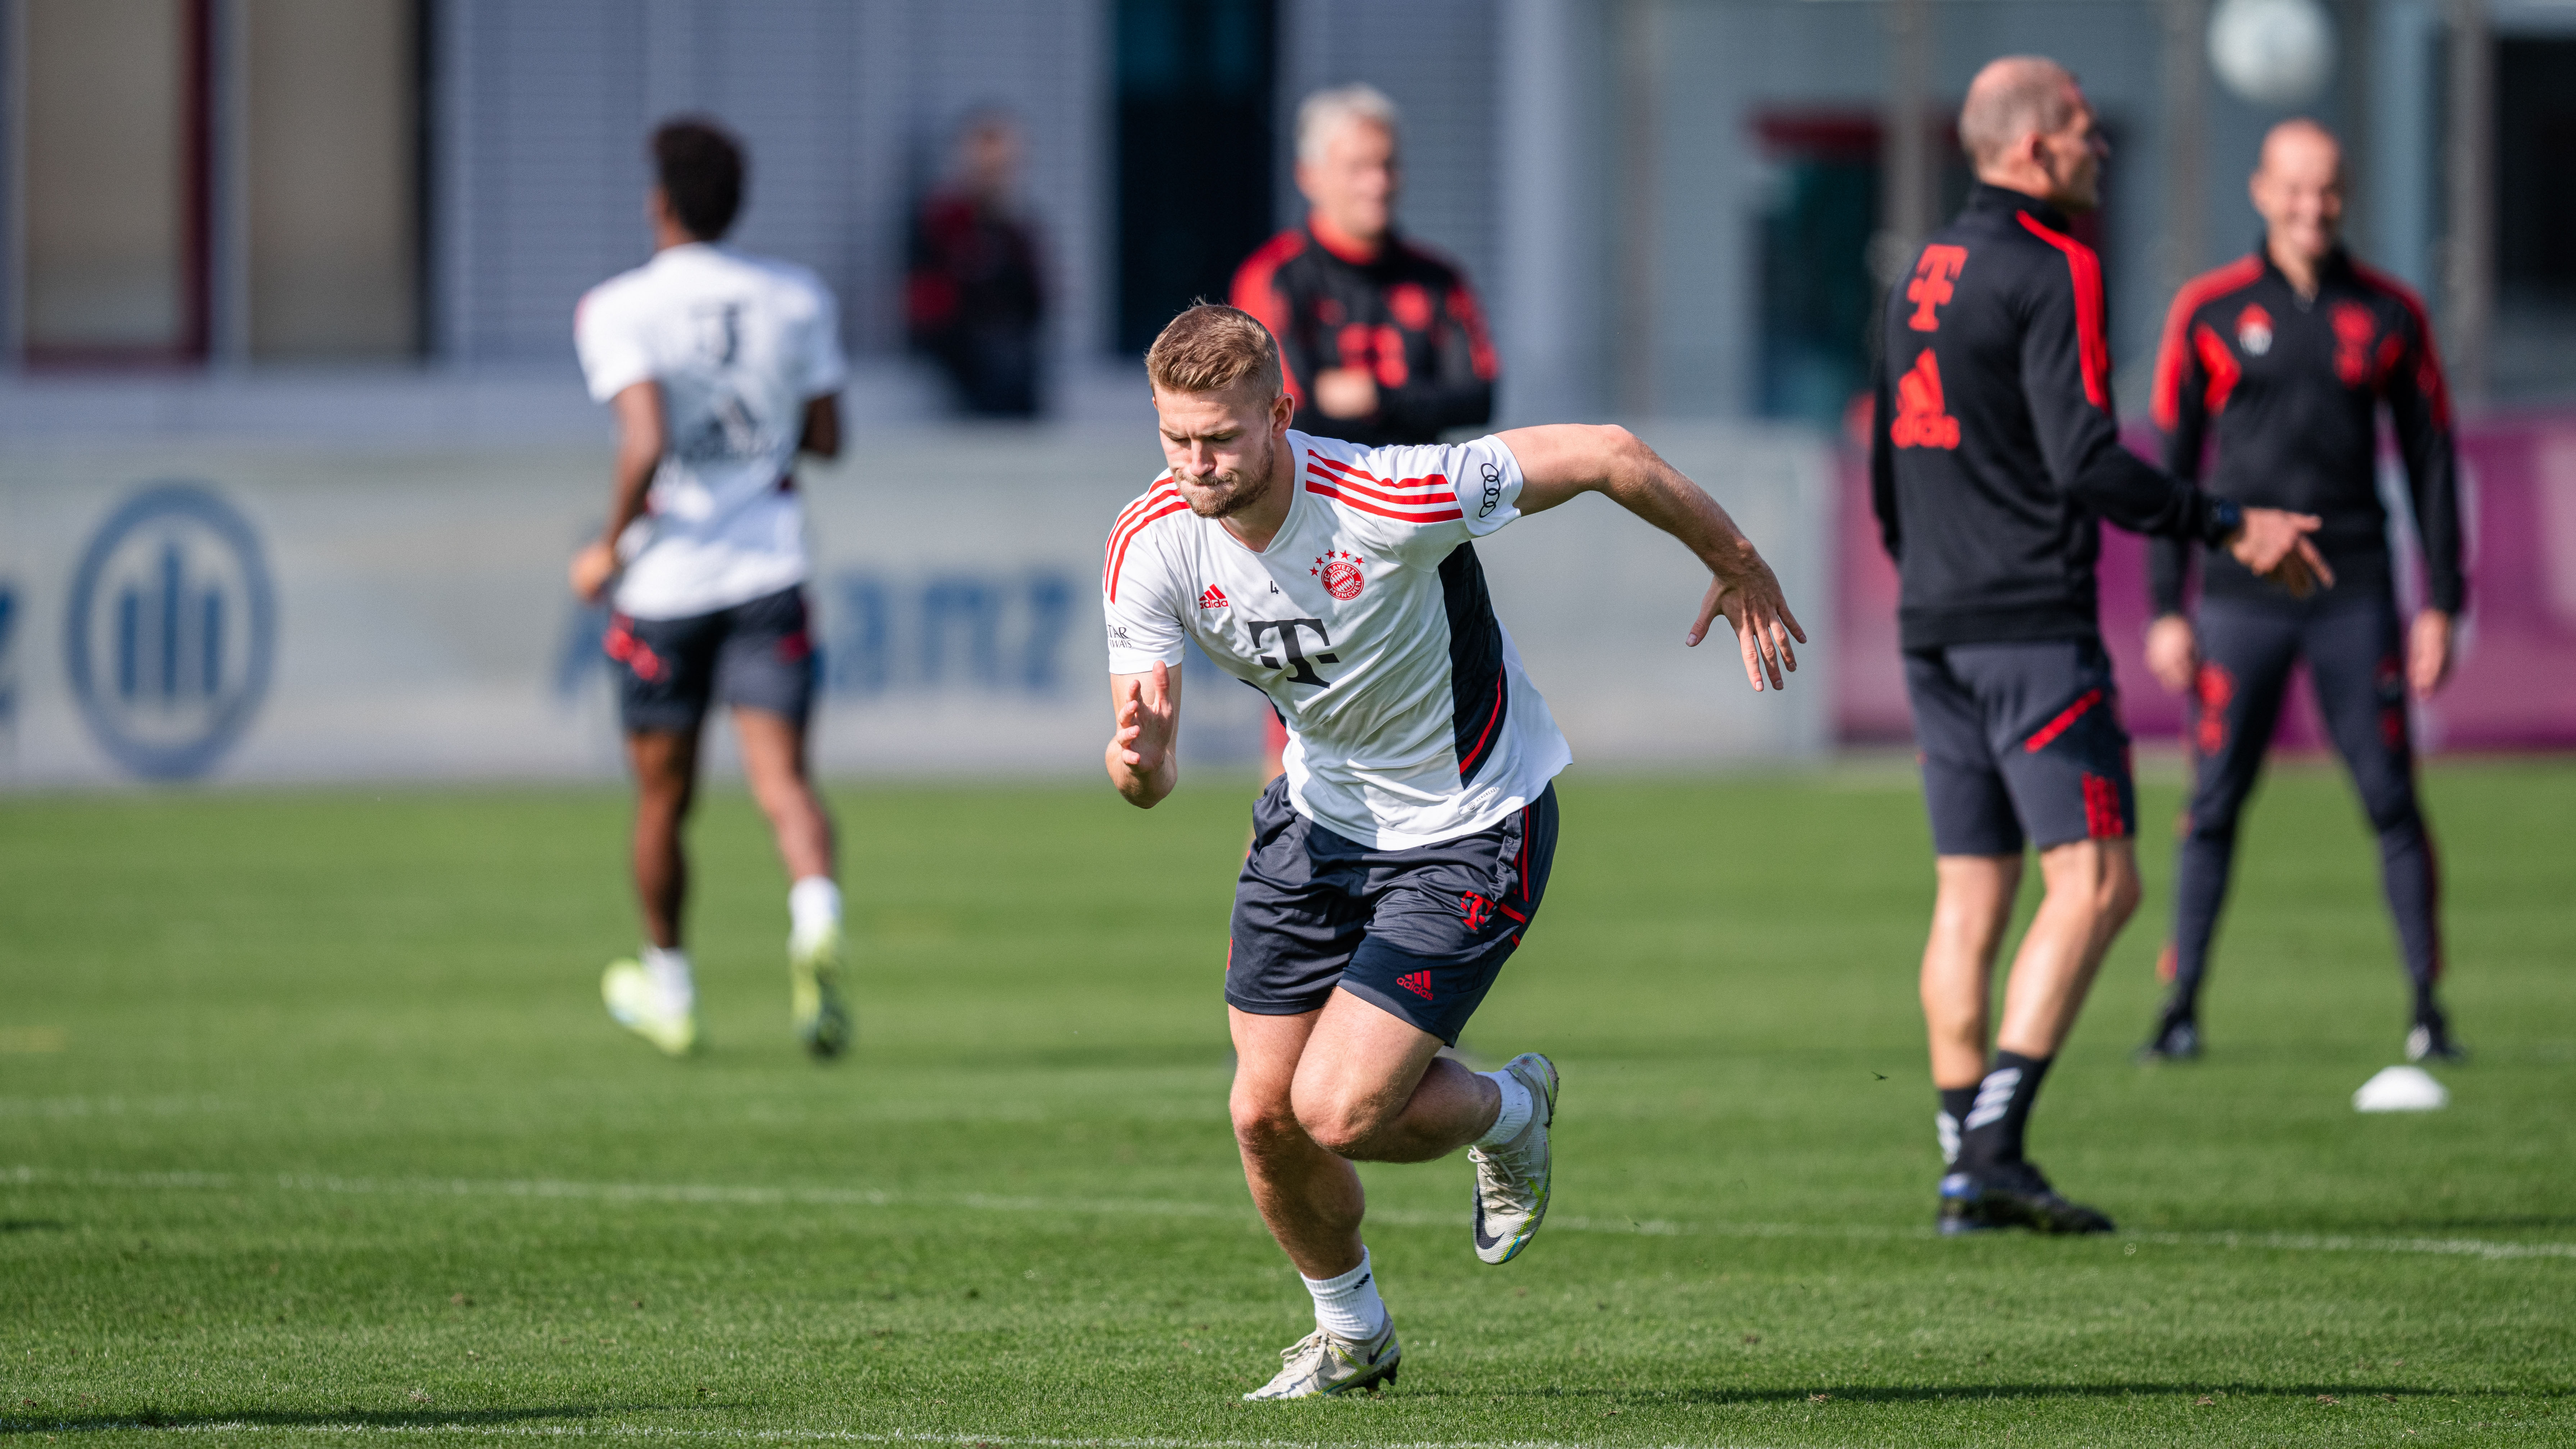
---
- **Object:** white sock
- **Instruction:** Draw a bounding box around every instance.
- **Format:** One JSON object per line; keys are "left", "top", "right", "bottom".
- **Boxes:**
{"left": 640, "top": 944, "right": 694, "bottom": 1013}
{"left": 1301, "top": 1248, "right": 1390, "bottom": 1341}
{"left": 1476, "top": 1069, "right": 1534, "bottom": 1147}
{"left": 788, "top": 876, "right": 841, "bottom": 950}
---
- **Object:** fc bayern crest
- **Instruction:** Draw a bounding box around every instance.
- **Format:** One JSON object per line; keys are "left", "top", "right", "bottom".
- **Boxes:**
{"left": 1312, "top": 550, "right": 1365, "bottom": 601}
{"left": 2236, "top": 304, "right": 2274, "bottom": 356}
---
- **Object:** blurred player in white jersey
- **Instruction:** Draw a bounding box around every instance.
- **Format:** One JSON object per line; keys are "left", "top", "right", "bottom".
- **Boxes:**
{"left": 1100, "top": 305, "right": 1805, "bottom": 1398}
{"left": 570, "top": 118, "right": 851, "bottom": 1060}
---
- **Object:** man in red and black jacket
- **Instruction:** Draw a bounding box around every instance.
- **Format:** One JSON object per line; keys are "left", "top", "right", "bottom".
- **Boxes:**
{"left": 1869, "top": 57, "right": 2327, "bottom": 1237}
{"left": 2139, "top": 120, "right": 2467, "bottom": 1066}
{"left": 1233, "top": 82, "right": 1501, "bottom": 780}
{"left": 1231, "top": 83, "right": 1499, "bottom": 451}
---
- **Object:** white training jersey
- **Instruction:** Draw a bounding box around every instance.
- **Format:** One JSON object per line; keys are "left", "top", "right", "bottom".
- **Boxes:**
{"left": 575, "top": 242, "right": 849, "bottom": 619}
{"left": 1102, "top": 430, "right": 1571, "bottom": 849}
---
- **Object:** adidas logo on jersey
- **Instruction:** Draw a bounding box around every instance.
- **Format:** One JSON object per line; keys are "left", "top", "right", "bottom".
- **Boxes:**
{"left": 1197, "top": 585, "right": 1230, "bottom": 610}
{"left": 1396, "top": 971, "right": 1435, "bottom": 1001}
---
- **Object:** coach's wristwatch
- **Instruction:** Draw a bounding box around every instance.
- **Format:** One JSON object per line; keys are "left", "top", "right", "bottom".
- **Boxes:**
{"left": 2200, "top": 495, "right": 2245, "bottom": 547}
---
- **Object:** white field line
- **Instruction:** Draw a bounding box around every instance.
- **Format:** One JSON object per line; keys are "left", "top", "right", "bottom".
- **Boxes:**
{"left": 1, "top": 1427, "right": 1796, "bottom": 1449}
{"left": 8, "top": 1164, "right": 2572, "bottom": 1263}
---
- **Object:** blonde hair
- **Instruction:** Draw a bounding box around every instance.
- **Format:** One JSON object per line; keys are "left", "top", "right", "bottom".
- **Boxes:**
{"left": 1296, "top": 83, "right": 1400, "bottom": 165}
{"left": 1146, "top": 304, "right": 1283, "bottom": 398}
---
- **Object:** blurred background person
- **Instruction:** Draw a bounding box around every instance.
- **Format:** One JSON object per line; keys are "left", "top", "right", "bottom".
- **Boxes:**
{"left": 907, "top": 109, "right": 1048, "bottom": 418}
{"left": 572, "top": 117, "right": 853, "bottom": 1062}
{"left": 1233, "top": 82, "right": 1501, "bottom": 781}
{"left": 1231, "top": 83, "right": 1499, "bottom": 449}
{"left": 2138, "top": 119, "right": 2468, "bottom": 1066}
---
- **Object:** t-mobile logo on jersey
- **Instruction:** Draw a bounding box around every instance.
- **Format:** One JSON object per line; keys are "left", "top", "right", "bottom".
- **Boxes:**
{"left": 1248, "top": 618, "right": 1338, "bottom": 686}
{"left": 1907, "top": 246, "right": 1969, "bottom": 331}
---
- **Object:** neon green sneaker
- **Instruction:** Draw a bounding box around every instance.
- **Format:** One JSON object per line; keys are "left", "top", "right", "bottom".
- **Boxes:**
{"left": 790, "top": 926, "right": 851, "bottom": 1060}
{"left": 601, "top": 960, "right": 701, "bottom": 1058}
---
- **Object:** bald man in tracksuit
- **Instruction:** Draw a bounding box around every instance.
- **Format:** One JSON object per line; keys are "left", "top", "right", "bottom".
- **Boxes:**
{"left": 2137, "top": 120, "right": 2467, "bottom": 1066}
{"left": 1870, "top": 57, "right": 2327, "bottom": 1234}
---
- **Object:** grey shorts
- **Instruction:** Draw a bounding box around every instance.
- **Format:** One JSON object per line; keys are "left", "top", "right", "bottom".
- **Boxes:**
{"left": 606, "top": 586, "right": 817, "bottom": 735}
{"left": 1904, "top": 636, "right": 2136, "bottom": 856}
{"left": 1226, "top": 776, "right": 1558, "bottom": 1045}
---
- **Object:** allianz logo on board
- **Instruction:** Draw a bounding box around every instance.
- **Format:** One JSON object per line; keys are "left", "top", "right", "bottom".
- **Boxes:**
{"left": 65, "top": 483, "right": 277, "bottom": 781}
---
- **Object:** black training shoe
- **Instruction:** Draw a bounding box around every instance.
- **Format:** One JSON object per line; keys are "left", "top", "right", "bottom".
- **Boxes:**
{"left": 1938, "top": 1161, "right": 2116, "bottom": 1236}
{"left": 2407, "top": 1011, "right": 2467, "bottom": 1064}
{"left": 2136, "top": 1007, "right": 2202, "bottom": 1063}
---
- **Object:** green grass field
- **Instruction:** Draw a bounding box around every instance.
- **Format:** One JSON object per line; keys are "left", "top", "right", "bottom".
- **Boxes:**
{"left": 3, "top": 760, "right": 2571, "bottom": 1447}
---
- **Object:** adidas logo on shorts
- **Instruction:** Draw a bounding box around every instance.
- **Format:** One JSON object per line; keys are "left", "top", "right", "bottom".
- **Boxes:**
{"left": 1396, "top": 971, "right": 1435, "bottom": 1000}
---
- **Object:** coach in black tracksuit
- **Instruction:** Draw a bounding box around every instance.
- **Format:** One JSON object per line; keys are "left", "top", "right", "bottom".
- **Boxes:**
{"left": 2138, "top": 121, "right": 2467, "bottom": 1065}
{"left": 1230, "top": 83, "right": 1499, "bottom": 450}
{"left": 1868, "top": 59, "right": 2326, "bottom": 1237}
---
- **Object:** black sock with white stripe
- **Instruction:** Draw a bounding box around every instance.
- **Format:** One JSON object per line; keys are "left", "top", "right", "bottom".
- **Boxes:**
{"left": 1956, "top": 1050, "right": 2052, "bottom": 1172}
{"left": 1936, "top": 1086, "right": 1977, "bottom": 1167}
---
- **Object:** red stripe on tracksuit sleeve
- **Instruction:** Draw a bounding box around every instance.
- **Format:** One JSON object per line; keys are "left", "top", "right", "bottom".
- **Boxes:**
{"left": 2018, "top": 213, "right": 2112, "bottom": 409}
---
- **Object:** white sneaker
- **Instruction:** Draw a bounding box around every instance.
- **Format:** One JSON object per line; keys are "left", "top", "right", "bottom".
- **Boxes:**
{"left": 601, "top": 959, "right": 701, "bottom": 1058}
{"left": 1468, "top": 1052, "right": 1558, "bottom": 1265}
{"left": 1242, "top": 1321, "right": 1401, "bottom": 1400}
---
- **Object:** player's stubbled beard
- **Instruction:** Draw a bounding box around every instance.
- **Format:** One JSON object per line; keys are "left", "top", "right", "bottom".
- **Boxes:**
{"left": 1180, "top": 427, "right": 1278, "bottom": 521}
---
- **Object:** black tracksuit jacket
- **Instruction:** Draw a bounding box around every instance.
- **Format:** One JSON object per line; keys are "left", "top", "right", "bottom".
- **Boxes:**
{"left": 1230, "top": 222, "right": 1498, "bottom": 446}
{"left": 1871, "top": 183, "right": 2238, "bottom": 651}
{"left": 2145, "top": 245, "right": 2463, "bottom": 616}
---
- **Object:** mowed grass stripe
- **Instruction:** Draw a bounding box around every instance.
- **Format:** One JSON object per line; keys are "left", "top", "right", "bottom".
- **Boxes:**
{"left": 14, "top": 1426, "right": 1797, "bottom": 1449}
{"left": 13, "top": 1164, "right": 2573, "bottom": 1262}
{"left": 4, "top": 767, "right": 2570, "bottom": 1447}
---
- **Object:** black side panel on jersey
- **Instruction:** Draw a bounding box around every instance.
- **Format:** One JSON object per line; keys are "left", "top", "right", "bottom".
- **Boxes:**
{"left": 1440, "top": 543, "right": 1508, "bottom": 782}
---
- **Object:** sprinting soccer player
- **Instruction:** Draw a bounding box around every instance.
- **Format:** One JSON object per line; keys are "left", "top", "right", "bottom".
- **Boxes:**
{"left": 1869, "top": 58, "right": 2331, "bottom": 1234}
{"left": 2137, "top": 120, "right": 2468, "bottom": 1066}
{"left": 1231, "top": 82, "right": 1502, "bottom": 786}
{"left": 1101, "top": 305, "right": 1803, "bottom": 1398}
{"left": 569, "top": 117, "right": 852, "bottom": 1060}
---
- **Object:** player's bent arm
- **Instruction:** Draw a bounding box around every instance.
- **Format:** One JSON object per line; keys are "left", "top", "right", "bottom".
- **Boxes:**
{"left": 1497, "top": 423, "right": 1807, "bottom": 692}
{"left": 1105, "top": 661, "right": 1182, "bottom": 809}
{"left": 571, "top": 381, "right": 668, "bottom": 602}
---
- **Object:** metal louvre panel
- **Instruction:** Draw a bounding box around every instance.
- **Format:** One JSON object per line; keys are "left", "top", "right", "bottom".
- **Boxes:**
{"left": 433, "top": 0, "right": 1103, "bottom": 366}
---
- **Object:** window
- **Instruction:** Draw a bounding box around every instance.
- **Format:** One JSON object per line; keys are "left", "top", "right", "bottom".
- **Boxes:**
{"left": 19, "top": 0, "right": 211, "bottom": 363}
{"left": 11, "top": 0, "right": 421, "bottom": 365}
{"left": 1113, "top": 0, "right": 1275, "bottom": 354}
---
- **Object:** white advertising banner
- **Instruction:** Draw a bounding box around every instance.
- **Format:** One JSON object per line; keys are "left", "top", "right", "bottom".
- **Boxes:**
{"left": 0, "top": 424, "right": 1831, "bottom": 787}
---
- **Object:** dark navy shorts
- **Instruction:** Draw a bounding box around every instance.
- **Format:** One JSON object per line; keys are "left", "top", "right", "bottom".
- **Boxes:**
{"left": 606, "top": 586, "right": 817, "bottom": 735}
{"left": 1904, "top": 636, "right": 2135, "bottom": 857}
{"left": 1226, "top": 776, "right": 1558, "bottom": 1045}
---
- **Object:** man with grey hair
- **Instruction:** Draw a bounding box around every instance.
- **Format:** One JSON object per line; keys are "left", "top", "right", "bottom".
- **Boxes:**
{"left": 1232, "top": 83, "right": 1502, "bottom": 780}
{"left": 1869, "top": 57, "right": 2329, "bottom": 1234}
{"left": 1230, "top": 82, "right": 1498, "bottom": 449}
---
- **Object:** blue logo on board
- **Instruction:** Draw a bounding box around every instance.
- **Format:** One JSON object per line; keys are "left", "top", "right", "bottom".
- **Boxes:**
{"left": 64, "top": 483, "right": 276, "bottom": 780}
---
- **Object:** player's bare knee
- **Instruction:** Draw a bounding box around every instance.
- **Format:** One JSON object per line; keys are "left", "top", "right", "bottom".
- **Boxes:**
{"left": 1291, "top": 1089, "right": 1392, "bottom": 1159}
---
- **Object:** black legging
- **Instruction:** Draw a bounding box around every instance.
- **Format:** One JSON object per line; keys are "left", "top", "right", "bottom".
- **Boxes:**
{"left": 2163, "top": 589, "right": 2443, "bottom": 1023}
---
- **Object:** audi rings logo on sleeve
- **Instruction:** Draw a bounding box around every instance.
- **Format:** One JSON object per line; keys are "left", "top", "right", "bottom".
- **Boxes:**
{"left": 64, "top": 483, "right": 277, "bottom": 781}
{"left": 1477, "top": 462, "right": 1504, "bottom": 518}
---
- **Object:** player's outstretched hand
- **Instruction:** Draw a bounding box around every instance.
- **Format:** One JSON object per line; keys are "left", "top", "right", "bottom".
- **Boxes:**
{"left": 1107, "top": 660, "right": 1178, "bottom": 806}
{"left": 1686, "top": 541, "right": 1808, "bottom": 693}
{"left": 2229, "top": 507, "right": 2335, "bottom": 599}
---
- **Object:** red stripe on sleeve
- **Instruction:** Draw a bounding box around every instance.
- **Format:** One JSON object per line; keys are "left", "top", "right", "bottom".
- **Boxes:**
{"left": 1303, "top": 464, "right": 1455, "bottom": 508}
{"left": 1104, "top": 496, "right": 1189, "bottom": 601}
{"left": 2151, "top": 256, "right": 2264, "bottom": 430}
{"left": 2018, "top": 212, "right": 2112, "bottom": 409}
{"left": 1231, "top": 231, "right": 1310, "bottom": 412}
{"left": 1303, "top": 482, "right": 1463, "bottom": 523}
